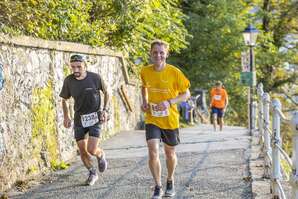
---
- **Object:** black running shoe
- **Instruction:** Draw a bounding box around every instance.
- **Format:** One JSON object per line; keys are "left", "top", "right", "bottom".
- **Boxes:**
{"left": 164, "top": 180, "right": 175, "bottom": 197}
{"left": 151, "top": 185, "right": 163, "bottom": 199}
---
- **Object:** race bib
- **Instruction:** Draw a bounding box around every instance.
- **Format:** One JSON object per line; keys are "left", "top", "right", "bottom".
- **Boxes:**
{"left": 80, "top": 112, "right": 99, "bottom": 127}
{"left": 214, "top": 95, "right": 221, "bottom": 101}
{"left": 150, "top": 103, "right": 169, "bottom": 117}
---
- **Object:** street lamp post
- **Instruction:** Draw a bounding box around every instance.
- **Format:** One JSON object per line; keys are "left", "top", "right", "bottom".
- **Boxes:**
{"left": 242, "top": 24, "right": 259, "bottom": 134}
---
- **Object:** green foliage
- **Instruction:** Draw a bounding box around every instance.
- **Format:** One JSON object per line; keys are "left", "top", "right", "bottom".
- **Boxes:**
{"left": 169, "top": 0, "right": 250, "bottom": 125}
{"left": 0, "top": 0, "right": 107, "bottom": 44}
{"left": 253, "top": 0, "right": 298, "bottom": 92}
{"left": 0, "top": 0, "right": 189, "bottom": 64}
{"left": 252, "top": 0, "right": 298, "bottom": 154}
{"left": 281, "top": 159, "right": 291, "bottom": 180}
{"left": 169, "top": 0, "right": 297, "bottom": 126}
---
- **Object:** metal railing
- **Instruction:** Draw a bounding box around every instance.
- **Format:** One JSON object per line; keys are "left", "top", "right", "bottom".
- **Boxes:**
{"left": 256, "top": 83, "right": 298, "bottom": 199}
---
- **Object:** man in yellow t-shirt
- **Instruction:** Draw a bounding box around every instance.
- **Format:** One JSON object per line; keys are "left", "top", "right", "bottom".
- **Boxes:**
{"left": 140, "top": 40, "right": 190, "bottom": 199}
{"left": 210, "top": 81, "right": 229, "bottom": 131}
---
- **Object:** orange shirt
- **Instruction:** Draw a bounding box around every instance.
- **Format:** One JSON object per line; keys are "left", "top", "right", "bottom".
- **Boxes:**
{"left": 210, "top": 87, "right": 228, "bottom": 109}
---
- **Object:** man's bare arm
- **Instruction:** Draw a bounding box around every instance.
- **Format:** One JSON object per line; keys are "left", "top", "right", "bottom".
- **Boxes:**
{"left": 142, "top": 86, "right": 148, "bottom": 104}
{"left": 169, "top": 89, "right": 191, "bottom": 105}
{"left": 102, "top": 90, "right": 110, "bottom": 110}
{"left": 62, "top": 98, "right": 69, "bottom": 118}
{"left": 62, "top": 98, "right": 71, "bottom": 128}
{"left": 224, "top": 95, "right": 229, "bottom": 110}
{"left": 141, "top": 86, "right": 150, "bottom": 111}
{"left": 100, "top": 77, "right": 110, "bottom": 111}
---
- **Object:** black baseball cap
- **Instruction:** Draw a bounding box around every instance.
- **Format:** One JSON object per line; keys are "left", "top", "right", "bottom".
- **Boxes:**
{"left": 70, "top": 54, "right": 84, "bottom": 62}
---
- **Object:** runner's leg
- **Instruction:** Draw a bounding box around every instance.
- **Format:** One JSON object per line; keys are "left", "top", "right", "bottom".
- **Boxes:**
{"left": 212, "top": 113, "right": 218, "bottom": 131}
{"left": 164, "top": 144, "right": 177, "bottom": 182}
{"left": 87, "top": 135, "right": 107, "bottom": 172}
{"left": 218, "top": 109, "right": 224, "bottom": 131}
{"left": 87, "top": 136, "right": 103, "bottom": 158}
{"left": 147, "top": 139, "right": 162, "bottom": 187}
{"left": 77, "top": 139, "right": 93, "bottom": 169}
{"left": 219, "top": 117, "right": 224, "bottom": 131}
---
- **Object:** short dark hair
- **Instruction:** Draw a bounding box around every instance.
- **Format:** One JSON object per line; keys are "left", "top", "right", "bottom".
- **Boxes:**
{"left": 215, "top": 81, "right": 222, "bottom": 86}
{"left": 70, "top": 54, "right": 84, "bottom": 62}
{"left": 150, "top": 39, "right": 169, "bottom": 51}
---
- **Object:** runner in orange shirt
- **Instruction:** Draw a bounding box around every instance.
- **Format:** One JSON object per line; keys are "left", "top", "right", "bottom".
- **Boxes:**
{"left": 210, "top": 81, "right": 228, "bottom": 131}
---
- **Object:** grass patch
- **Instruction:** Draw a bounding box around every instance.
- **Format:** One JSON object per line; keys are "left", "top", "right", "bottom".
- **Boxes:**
{"left": 50, "top": 160, "right": 70, "bottom": 171}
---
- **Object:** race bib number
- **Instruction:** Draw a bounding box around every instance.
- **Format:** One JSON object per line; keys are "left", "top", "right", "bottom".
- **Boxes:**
{"left": 80, "top": 112, "right": 99, "bottom": 127}
{"left": 150, "top": 103, "right": 169, "bottom": 117}
{"left": 214, "top": 95, "right": 221, "bottom": 101}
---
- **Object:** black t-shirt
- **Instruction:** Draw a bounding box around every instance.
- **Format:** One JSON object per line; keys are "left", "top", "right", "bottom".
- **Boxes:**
{"left": 59, "top": 71, "right": 106, "bottom": 126}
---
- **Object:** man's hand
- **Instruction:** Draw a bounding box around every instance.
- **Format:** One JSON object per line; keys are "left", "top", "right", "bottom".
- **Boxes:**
{"left": 99, "top": 110, "right": 108, "bottom": 123}
{"left": 62, "top": 99, "right": 71, "bottom": 128}
{"left": 141, "top": 102, "right": 149, "bottom": 112}
{"left": 223, "top": 107, "right": 227, "bottom": 113}
{"left": 63, "top": 117, "right": 71, "bottom": 128}
{"left": 156, "top": 100, "right": 170, "bottom": 111}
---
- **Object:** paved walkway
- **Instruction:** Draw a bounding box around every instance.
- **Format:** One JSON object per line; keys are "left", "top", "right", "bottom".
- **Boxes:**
{"left": 9, "top": 124, "right": 253, "bottom": 199}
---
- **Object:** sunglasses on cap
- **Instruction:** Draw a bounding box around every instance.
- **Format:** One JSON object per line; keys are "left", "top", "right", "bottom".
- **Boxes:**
{"left": 70, "top": 55, "right": 84, "bottom": 62}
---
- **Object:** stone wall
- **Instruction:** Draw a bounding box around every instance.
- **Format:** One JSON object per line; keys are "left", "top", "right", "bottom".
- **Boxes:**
{"left": 0, "top": 34, "right": 142, "bottom": 191}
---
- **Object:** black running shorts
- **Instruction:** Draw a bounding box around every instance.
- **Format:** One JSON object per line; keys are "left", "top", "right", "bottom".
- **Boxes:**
{"left": 74, "top": 124, "right": 101, "bottom": 141}
{"left": 145, "top": 124, "right": 180, "bottom": 146}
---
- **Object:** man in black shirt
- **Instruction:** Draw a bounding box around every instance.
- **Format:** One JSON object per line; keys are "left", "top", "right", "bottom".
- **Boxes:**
{"left": 60, "top": 54, "right": 109, "bottom": 186}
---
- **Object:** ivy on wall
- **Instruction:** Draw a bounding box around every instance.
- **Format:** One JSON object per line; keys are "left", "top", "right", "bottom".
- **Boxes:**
{"left": 31, "top": 80, "right": 59, "bottom": 170}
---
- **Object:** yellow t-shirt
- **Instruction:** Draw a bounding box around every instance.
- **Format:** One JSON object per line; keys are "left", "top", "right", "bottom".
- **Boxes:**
{"left": 140, "top": 64, "right": 190, "bottom": 129}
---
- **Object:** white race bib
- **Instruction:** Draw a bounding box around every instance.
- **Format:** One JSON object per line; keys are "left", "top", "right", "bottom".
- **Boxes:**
{"left": 80, "top": 112, "right": 99, "bottom": 127}
{"left": 214, "top": 95, "right": 221, "bottom": 101}
{"left": 150, "top": 103, "right": 169, "bottom": 117}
